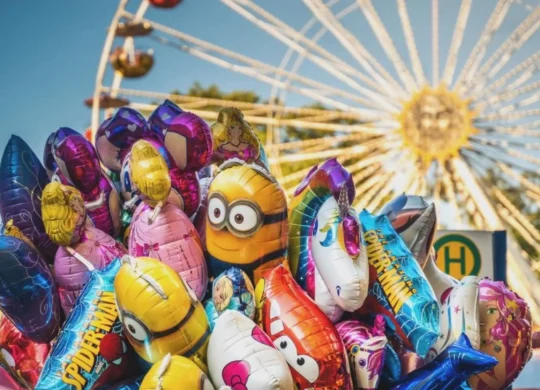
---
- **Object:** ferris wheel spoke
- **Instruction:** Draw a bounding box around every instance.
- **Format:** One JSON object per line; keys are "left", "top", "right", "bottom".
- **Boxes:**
{"left": 462, "top": 8, "right": 540, "bottom": 96}
{"left": 441, "top": 0, "right": 473, "bottom": 86}
{"left": 397, "top": 0, "right": 426, "bottom": 86}
{"left": 302, "top": 0, "right": 408, "bottom": 98}
{"left": 474, "top": 80, "right": 540, "bottom": 113}
{"left": 479, "top": 108, "right": 540, "bottom": 122}
{"left": 142, "top": 33, "right": 390, "bottom": 118}
{"left": 493, "top": 187, "right": 540, "bottom": 242}
{"left": 353, "top": 168, "right": 393, "bottom": 210}
{"left": 470, "top": 52, "right": 540, "bottom": 100}
{"left": 467, "top": 143, "right": 540, "bottom": 174}
{"left": 496, "top": 161, "right": 540, "bottom": 196}
{"left": 220, "top": 0, "right": 401, "bottom": 110}
{"left": 453, "top": 0, "right": 511, "bottom": 93}
{"left": 355, "top": 0, "right": 418, "bottom": 92}
{"left": 439, "top": 165, "right": 465, "bottom": 227}
{"left": 485, "top": 125, "right": 540, "bottom": 137}
{"left": 269, "top": 134, "right": 379, "bottom": 153}
{"left": 432, "top": 0, "right": 439, "bottom": 86}
{"left": 469, "top": 134, "right": 540, "bottom": 151}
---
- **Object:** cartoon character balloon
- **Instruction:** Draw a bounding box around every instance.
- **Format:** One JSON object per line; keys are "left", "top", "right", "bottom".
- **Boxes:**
{"left": 204, "top": 268, "right": 256, "bottom": 330}
{"left": 93, "top": 333, "right": 140, "bottom": 389}
{"left": 114, "top": 256, "right": 210, "bottom": 368}
{"left": 211, "top": 108, "right": 261, "bottom": 165}
{"left": 0, "top": 135, "right": 57, "bottom": 262}
{"left": 206, "top": 160, "right": 288, "bottom": 285}
{"left": 42, "top": 182, "right": 127, "bottom": 315}
{"left": 289, "top": 158, "right": 368, "bottom": 314}
{"left": 53, "top": 133, "right": 122, "bottom": 237}
{"left": 0, "top": 314, "right": 50, "bottom": 387}
{"left": 256, "top": 266, "right": 352, "bottom": 389}
{"left": 95, "top": 107, "right": 151, "bottom": 174}
{"left": 208, "top": 310, "right": 294, "bottom": 389}
{"left": 140, "top": 353, "right": 214, "bottom": 390}
{"left": 336, "top": 317, "right": 387, "bottom": 390}
{"left": 0, "top": 235, "right": 61, "bottom": 343}
{"left": 468, "top": 279, "right": 533, "bottom": 390}
{"left": 379, "top": 194, "right": 437, "bottom": 268}
{"left": 392, "top": 334, "right": 497, "bottom": 390}
{"left": 36, "top": 259, "right": 137, "bottom": 390}
{"left": 426, "top": 276, "right": 480, "bottom": 362}
{"left": 358, "top": 210, "right": 439, "bottom": 358}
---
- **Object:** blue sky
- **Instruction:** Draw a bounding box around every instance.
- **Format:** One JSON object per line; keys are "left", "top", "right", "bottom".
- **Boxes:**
{"left": 1, "top": 0, "right": 538, "bottom": 158}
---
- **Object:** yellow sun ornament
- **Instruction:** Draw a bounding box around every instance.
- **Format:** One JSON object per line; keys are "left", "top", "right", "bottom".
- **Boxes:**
{"left": 398, "top": 85, "right": 477, "bottom": 167}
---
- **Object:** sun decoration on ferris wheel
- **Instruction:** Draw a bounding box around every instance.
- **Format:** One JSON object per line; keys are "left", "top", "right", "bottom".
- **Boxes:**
{"left": 88, "top": 0, "right": 540, "bottom": 311}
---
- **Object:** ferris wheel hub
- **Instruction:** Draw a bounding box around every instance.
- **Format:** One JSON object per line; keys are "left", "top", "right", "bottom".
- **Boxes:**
{"left": 398, "top": 85, "right": 477, "bottom": 167}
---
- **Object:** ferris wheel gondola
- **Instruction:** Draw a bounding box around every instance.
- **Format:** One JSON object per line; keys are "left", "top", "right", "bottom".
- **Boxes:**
{"left": 88, "top": 0, "right": 540, "bottom": 322}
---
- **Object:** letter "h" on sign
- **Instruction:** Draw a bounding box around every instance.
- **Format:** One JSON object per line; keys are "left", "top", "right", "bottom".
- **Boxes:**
{"left": 445, "top": 245, "right": 466, "bottom": 275}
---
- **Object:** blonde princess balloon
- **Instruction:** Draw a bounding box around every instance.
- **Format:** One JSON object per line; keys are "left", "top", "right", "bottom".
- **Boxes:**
{"left": 211, "top": 108, "right": 261, "bottom": 165}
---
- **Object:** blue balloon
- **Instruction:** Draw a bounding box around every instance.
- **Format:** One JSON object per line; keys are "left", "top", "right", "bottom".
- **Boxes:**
{"left": 358, "top": 210, "right": 439, "bottom": 358}
{"left": 0, "top": 235, "right": 62, "bottom": 343}
{"left": 97, "top": 375, "right": 144, "bottom": 390}
{"left": 0, "top": 135, "right": 57, "bottom": 262}
{"left": 147, "top": 99, "right": 184, "bottom": 138}
{"left": 36, "top": 258, "right": 139, "bottom": 390}
{"left": 205, "top": 267, "right": 256, "bottom": 330}
{"left": 390, "top": 333, "right": 497, "bottom": 390}
{"left": 382, "top": 343, "right": 402, "bottom": 383}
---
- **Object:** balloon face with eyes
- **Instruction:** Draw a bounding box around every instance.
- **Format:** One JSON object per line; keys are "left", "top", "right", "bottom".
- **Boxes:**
{"left": 206, "top": 162, "right": 288, "bottom": 284}
{"left": 258, "top": 266, "right": 351, "bottom": 390}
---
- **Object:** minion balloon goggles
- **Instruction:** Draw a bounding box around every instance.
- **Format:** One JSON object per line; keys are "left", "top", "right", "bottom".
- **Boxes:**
{"left": 207, "top": 192, "right": 287, "bottom": 238}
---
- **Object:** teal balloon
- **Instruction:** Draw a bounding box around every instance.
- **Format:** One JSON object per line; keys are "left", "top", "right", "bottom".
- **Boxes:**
{"left": 390, "top": 333, "right": 497, "bottom": 390}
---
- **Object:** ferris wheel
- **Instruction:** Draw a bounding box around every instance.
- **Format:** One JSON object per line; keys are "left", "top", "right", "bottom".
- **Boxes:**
{"left": 88, "top": 0, "right": 540, "bottom": 322}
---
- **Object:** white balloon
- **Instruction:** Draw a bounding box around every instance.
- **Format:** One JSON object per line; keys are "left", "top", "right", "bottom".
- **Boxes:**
{"left": 208, "top": 310, "right": 293, "bottom": 390}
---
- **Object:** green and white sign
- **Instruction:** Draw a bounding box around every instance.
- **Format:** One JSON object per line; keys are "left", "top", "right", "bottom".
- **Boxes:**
{"left": 433, "top": 230, "right": 507, "bottom": 282}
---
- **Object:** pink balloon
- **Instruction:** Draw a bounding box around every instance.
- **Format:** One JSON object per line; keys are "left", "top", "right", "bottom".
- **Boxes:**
{"left": 54, "top": 226, "right": 126, "bottom": 315}
{"left": 128, "top": 202, "right": 208, "bottom": 300}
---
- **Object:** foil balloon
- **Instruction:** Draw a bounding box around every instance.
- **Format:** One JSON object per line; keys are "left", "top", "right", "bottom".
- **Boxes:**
{"left": 0, "top": 364, "right": 25, "bottom": 390}
{"left": 43, "top": 127, "right": 81, "bottom": 178}
{"left": 211, "top": 108, "right": 261, "bottom": 165}
{"left": 119, "top": 151, "right": 141, "bottom": 228}
{"left": 379, "top": 194, "right": 437, "bottom": 268}
{"left": 36, "top": 259, "right": 139, "bottom": 390}
{"left": 422, "top": 251, "right": 459, "bottom": 302}
{"left": 43, "top": 182, "right": 126, "bottom": 315}
{"left": 128, "top": 202, "right": 208, "bottom": 300}
{"left": 193, "top": 175, "right": 211, "bottom": 249}
{"left": 392, "top": 333, "right": 497, "bottom": 390}
{"left": 149, "top": 100, "right": 213, "bottom": 172}
{"left": 336, "top": 317, "right": 387, "bottom": 390}
{"left": 0, "top": 135, "right": 57, "bottom": 262}
{"left": 468, "top": 279, "right": 533, "bottom": 390}
{"left": 292, "top": 159, "right": 367, "bottom": 312}
{"left": 208, "top": 310, "right": 293, "bottom": 389}
{"left": 0, "top": 314, "right": 50, "bottom": 387}
{"left": 0, "top": 235, "right": 61, "bottom": 343}
{"left": 206, "top": 160, "right": 288, "bottom": 285}
{"left": 140, "top": 354, "right": 214, "bottom": 390}
{"left": 256, "top": 266, "right": 352, "bottom": 389}
{"left": 105, "top": 375, "right": 144, "bottom": 390}
{"left": 95, "top": 107, "right": 151, "bottom": 173}
{"left": 358, "top": 210, "right": 439, "bottom": 358}
{"left": 203, "top": 268, "right": 256, "bottom": 330}
{"left": 129, "top": 139, "right": 171, "bottom": 222}
{"left": 114, "top": 256, "right": 210, "bottom": 367}
{"left": 426, "top": 276, "right": 480, "bottom": 362}
{"left": 54, "top": 134, "right": 122, "bottom": 237}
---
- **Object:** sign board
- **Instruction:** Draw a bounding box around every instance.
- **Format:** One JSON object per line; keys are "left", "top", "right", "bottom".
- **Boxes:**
{"left": 433, "top": 230, "right": 507, "bottom": 282}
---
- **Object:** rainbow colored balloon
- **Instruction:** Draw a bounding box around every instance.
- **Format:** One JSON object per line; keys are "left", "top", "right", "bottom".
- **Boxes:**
{"left": 357, "top": 210, "right": 439, "bottom": 358}
{"left": 0, "top": 135, "right": 57, "bottom": 263}
{"left": 289, "top": 158, "right": 368, "bottom": 316}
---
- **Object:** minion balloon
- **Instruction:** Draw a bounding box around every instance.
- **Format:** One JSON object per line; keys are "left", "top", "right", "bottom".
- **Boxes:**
{"left": 206, "top": 159, "right": 288, "bottom": 285}
{"left": 114, "top": 256, "right": 210, "bottom": 369}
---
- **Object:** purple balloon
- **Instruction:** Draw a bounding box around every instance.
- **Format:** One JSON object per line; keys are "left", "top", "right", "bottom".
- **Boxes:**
{"left": 336, "top": 317, "right": 387, "bottom": 390}
{"left": 95, "top": 108, "right": 152, "bottom": 173}
{"left": 0, "top": 135, "right": 57, "bottom": 263}
{"left": 0, "top": 236, "right": 61, "bottom": 343}
{"left": 147, "top": 99, "right": 184, "bottom": 139}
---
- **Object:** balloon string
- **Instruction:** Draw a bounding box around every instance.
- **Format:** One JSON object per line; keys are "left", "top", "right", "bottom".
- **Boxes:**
{"left": 66, "top": 246, "right": 96, "bottom": 271}
{"left": 148, "top": 201, "right": 163, "bottom": 225}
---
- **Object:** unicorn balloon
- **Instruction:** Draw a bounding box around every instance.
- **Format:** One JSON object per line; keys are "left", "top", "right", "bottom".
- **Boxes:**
{"left": 336, "top": 317, "right": 387, "bottom": 390}
{"left": 289, "top": 158, "right": 368, "bottom": 315}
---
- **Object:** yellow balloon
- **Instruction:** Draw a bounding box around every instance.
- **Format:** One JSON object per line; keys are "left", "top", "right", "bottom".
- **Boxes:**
{"left": 114, "top": 256, "right": 210, "bottom": 369}
{"left": 206, "top": 161, "right": 288, "bottom": 285}
{"left": 140, "top": 354, "right": 215, "bottom": 390}
{"left": 129, "top": 140, "right": 171, "bottom": 206}
{"left": 41, "top": 182, "right": 86, "bottom": 246}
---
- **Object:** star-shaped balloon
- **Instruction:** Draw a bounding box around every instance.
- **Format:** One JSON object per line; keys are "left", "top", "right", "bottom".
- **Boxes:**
{"left": 391, "top": 333, "right": 497, "bottom": 390}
